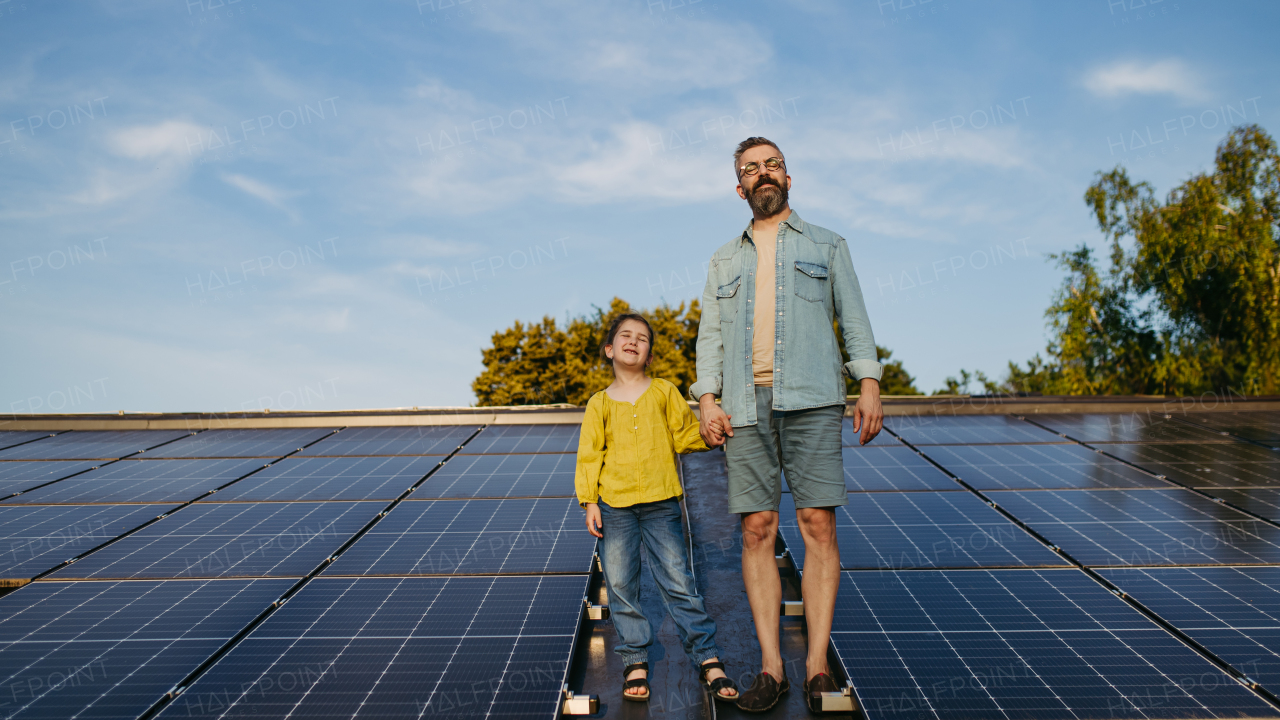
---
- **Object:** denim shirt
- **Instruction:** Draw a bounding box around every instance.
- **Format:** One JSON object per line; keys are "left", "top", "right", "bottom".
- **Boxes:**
{"left": 690, "top": 211, "right": 882, "bottom": 427}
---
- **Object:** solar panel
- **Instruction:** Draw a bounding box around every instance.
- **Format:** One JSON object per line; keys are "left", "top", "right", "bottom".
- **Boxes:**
{"left": 777, "top": 492, "right": 1065, "bottom": 570}
{"left": 4, "top": 458, "right": 267, "bottom": 505}
{"left": 0, "top": 429, "right": 194, "bottom": 460}
{"left": 146, "top": 428, "right": 338, "bottom": 458}
{"left": 0, "top": 504, "right": 167, "bottom": 580}
{"left": 831, "top": 568, "right": 1277, "bottom": 720}
{"left": 838, "top": 447, "right": 957, "bottom": 492}
{"left": 1100, "top": 566, "right": 1280, "bottom": 692}
{"left": 325, "top": 498, "right": 596, "bottom": 576}
{"left": 888, "top": 415, "right": 1063, "bottom": 445}
{"left": 299, "top": 424, "right": 478, "bottom": 456}
{"left": 411, "top": 453, "right": 577, "bottom": 499}
{"left": 1180, "top": 411, "right": 1280, "bottom": 448}
{"left": 0, "top": 431, "right": 57, "bottom": 451}
{"left": 1099, "top": 443, "right": 1280, "bottom": 488}
{"left": 214, "top": 455, "right": 440, "bottom": 502}
{"left": 0, "top": 460, "right": 101, "bottom": 499}
{"left": 1034, "top": 412, "right": 1232, "bottom": 444}
{"left": 842, "top": 419, "right": 904, "bottom": 447}
{"left": 50, "top": 501, "right": 380, "bottom": 580}
{"left": 458, "top": 424, "right": 580, "bottom": 455}
{"left": 153, "top": 575, "right": 587, "bottom": 720}
{"left": 1206, "top": 489, "right": 1280, "bottom": 523}
{"left": 922, "top": 443, "right": 1169, "bottom": 491}
{"left": 988, "top": 489, "right": 1280, "bottom": 566}
{"left": 0, "top": 578, "right": 290, "bottom": 720}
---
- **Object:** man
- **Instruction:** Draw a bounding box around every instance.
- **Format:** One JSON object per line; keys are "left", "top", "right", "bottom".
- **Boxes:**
{"left": 690, "top": 137, "right": 883, "bottom": 713}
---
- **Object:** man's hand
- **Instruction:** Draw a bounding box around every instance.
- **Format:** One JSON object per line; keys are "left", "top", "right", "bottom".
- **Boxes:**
{"left": 852, "top": 378, "right": 884, "bottom": 446}
{"left": 585, "top": 503, "right": 603, "bottom": 538}
{"left": 698, "top": 394, "right": 733, "bottom": 448}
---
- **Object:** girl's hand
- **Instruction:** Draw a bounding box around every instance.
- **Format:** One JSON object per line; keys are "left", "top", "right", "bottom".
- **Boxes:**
{"left": 585, "top": 503, "right": 603, "bottom": 538}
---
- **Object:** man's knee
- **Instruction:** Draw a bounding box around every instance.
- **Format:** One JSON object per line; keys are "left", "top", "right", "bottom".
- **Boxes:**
{"left": 740, "top": 511, "right": 778, "bottom": 550}
{"left": 797, "top": 507, "right": 837, "bottom": 544}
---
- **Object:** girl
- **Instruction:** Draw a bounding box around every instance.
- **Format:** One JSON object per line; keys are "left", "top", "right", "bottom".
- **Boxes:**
{"left": 575, "top": 313, "right": 738, "bottom": 703}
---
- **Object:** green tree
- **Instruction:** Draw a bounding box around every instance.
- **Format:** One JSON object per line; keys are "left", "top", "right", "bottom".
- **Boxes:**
{"left": 970, "top": 125, "right": 1280, "bottom": 396}
{"left": 473, "top": 298, "right": 702, "bottom": 406}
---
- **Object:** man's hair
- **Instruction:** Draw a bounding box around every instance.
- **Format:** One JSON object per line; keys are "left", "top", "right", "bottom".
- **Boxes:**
{"left": 733, "top": 137, "right": 784, "bottom": 177}
{"left": 599, "top": 312, "right": 655, "bottom": 363}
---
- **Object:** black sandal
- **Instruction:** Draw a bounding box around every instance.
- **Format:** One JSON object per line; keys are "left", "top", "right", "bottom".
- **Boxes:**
{"left": 699, "top": 660, "right": 739, "bottom": 702}
{"left": 622, "top": 661, "right": 650, "bottom": 702}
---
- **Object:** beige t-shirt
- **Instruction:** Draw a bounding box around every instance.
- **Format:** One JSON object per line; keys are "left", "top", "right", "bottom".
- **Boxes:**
{"left": 751, "top": 224, "right": 779, "bottom": 386}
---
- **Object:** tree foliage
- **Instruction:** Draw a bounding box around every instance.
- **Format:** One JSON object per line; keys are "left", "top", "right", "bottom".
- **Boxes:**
{"left": 984, "top": 125, "right": 1280, "bottom": 396}
{"left": 476, "top": 299, "right": 922, "bottom": 405}
{"left": 472, "top": 298, "right": 701, "bottom": 406}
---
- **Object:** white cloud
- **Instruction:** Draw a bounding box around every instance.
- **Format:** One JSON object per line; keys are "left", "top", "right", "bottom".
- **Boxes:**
{"left": 109, "top": 120, "right": 203, "bottom": 159}
{"left": 221, "top": 173, "right": 300, "bottom": 216}
{"left": 1083, "top": 59, "right": 1206, "bottom": 102}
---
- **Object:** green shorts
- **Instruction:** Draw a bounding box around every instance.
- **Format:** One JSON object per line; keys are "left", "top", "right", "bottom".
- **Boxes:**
{"left": 724, "top": 387, "right": 847, "bottom": 514}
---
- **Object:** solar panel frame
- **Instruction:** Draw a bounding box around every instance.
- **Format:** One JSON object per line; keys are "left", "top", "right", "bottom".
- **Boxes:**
{"left": 988, "top": 488, "right": 1280, "bottom": 566}
{"left": 777, "top": 492, "right": 1066, "bottom": 570}
{"left": 0, "top": 460, "right": 103, "bottom": 500}
{"left": 0, "top": 504, "right": 168, "bottom": 580}
{"left": 3, "top": 457, "right": 268, "bottom": 505}
{"left": 1179, "top": 411, "right": 1280, "bottom": 448}
{"left": 298, "top": 424, "right": 479, "bottom": 456}
{"left": 0, "top": 578, "right": 291, "bottom": 720}
{"left": 1034, "top": 412, "right": 1235, "bottom": 444}
{"left": 49, "top": 501, "right": 382, "bottom": 580}
{"left": 145, "top": 428, "right": 339, "bottom": 458}
{"left": 1204, "top": 488, "right": 1280, "bottom": 524}
{"left": 152, "top": 575, "right": 588, "bottom": 720}
{"left": 456, "top": 424, "right": 580, "bottom": 455}
{"left": 922, "top": 443, "right": 1170, "bottom": 491}
{"left": 410, "top": 452, "right": 577, "bottom": 499}
{"left": 324, "top": 498, "right": 597, "bottom": 576}
{"left": 830, "top": 568, "right": 1280, "bottom": 720}
{"left": 838, "top": 447, "right": 958, "bottom": 492}
{"left": 0, "top": 431, "right": 58, "bottom": 451}
{"left": 0, "top": 429, "right": 195, "bottom": 460}
{"left": 213, "top": 455, "right": 441, "bottom": 502}
{"left": 888, "top": 415, "right": 1065, "bottom": 445}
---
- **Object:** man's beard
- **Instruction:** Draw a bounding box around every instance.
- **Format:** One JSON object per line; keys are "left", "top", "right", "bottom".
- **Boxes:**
{"left": 746, "top": 177, "right": 788, "bottom": 216}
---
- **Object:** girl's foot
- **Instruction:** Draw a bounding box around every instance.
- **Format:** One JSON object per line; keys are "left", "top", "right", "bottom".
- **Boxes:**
{"left": 622, "top": 662, "right": 650, "bottom": 701}
{"left": 700, "top": 658, "right": 739, "bottom": 700}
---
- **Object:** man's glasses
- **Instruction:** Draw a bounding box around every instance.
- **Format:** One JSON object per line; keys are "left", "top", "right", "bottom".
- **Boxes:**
{"left": 738, "top": 157, "right": 785, "bottom": 177}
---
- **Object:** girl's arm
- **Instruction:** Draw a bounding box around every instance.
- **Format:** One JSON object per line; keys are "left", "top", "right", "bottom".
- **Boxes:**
{"left": 665, "top": 381, "right": 710, "bottom": 454}
{"left": 575, "top": 395, "right": 607, "bottom": 506}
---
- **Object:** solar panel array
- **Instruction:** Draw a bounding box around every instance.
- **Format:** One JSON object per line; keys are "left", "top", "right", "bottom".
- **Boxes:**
{"left": 0, "top": 422, "right": 592, "bottom": 719}
{"left": 776, "top": 409, "right": 1280, "bottom": 719}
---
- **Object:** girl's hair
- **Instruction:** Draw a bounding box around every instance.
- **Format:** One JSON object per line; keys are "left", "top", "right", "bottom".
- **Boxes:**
{"left": 599, "top": 313, "right": 655, "bottom": 363}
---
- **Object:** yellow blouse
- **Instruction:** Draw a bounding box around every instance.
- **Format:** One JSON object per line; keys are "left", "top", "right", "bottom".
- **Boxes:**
{"left": 575, "top": 378, "right": 708, "bottom": 508}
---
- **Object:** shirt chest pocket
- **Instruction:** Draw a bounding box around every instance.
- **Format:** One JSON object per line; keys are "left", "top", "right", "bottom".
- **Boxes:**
{"left": 716, "top": 275, "right": 741, "bottom": 322}
{"left": 794, "top": 261, "right": 829, "bottom": 303}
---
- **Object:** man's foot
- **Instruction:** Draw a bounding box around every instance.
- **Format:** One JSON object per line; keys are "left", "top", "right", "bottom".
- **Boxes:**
{"left": 699, "top": 658, "right": 739, "bottom": 701}
{"left": 735, "top": 668, "right": 789, "bottom": 713}
{"left": 622, "top": 662, "right": 649, "bottom": 702}
{"left": 803, "top": 672, "right": 839, "bottom": 713}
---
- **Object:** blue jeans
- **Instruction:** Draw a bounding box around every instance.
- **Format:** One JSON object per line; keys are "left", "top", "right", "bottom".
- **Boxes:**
{"left": 599, "top": 498, "right": 721, "bottom": 667}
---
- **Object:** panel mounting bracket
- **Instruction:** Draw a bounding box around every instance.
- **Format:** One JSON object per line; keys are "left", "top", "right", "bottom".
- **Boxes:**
{"left": 781, "top": 600, "right": 804, "bottom": 616}
{"left": 562, "top": 686, "right": 599, "bottom": 715}
{"left": 584, "top": 598, "right": 610, "bottom": 621}
{"left": 813, "top": 685, "right": 857, "bottom": 712}
{"left": 775, "top": 550, "right": 790, "bottom": 568}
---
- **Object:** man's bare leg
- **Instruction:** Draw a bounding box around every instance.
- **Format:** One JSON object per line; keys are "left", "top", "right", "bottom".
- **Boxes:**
{"left": 796, "top": 506, "right": 840, "bottom": 680}
{"left": 741, "top": 510, "right": 784, "bottom": 678}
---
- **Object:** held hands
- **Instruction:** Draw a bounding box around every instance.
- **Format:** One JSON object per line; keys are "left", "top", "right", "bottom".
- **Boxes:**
{"left": 698, "top": 394, "right": 733, "bottom": 448}
{"left": 585, "top": 503, "right": 603, "bottom": 538}
{"left": 852, "top": 378, "right": 884, "bottom": 445}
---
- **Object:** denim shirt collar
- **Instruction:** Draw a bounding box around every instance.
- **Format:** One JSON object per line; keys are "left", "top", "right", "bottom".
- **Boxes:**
{"left": 741, "top": 210, "right": 807, "bottom": 244}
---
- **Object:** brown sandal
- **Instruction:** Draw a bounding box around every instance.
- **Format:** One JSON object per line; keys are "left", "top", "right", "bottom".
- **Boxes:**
{"left": 622, "top": 661, "right": 650, "bottom": 702}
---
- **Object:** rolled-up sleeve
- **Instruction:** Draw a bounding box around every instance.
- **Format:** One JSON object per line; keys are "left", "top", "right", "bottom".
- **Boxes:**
{"left": 689, "top": 262, "right": 724, "bottom": 399}
{"left": 574, "top": 395, "right": 606, "bottom": 507}
{"left": 831, "top": 237, "right": 883, "bottom": 382}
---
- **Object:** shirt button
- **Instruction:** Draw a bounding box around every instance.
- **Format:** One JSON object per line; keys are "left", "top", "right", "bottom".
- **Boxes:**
{"left": 777, "top": 340, "right": 781, "bottom": 344}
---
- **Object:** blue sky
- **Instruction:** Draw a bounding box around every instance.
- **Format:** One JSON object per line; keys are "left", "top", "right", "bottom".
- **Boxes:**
{"left": 2, "top": 0, "right": 1276, "bottom": 413}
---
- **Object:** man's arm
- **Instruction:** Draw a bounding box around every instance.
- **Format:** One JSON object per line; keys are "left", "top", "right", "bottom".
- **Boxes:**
{"left": 831, "top": 236, "right": 884, "bottom": 445}
{"left": 689, "top": 260, "right": 732, "bottom": 446}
